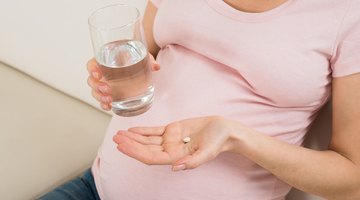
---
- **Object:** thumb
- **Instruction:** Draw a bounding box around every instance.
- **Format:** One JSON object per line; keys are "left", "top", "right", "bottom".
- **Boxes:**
{"left": 148, "top": 53, "right": 160, "bottom": 71}
{"left": 172, "top": 147, "right": 216, "bottom": 171}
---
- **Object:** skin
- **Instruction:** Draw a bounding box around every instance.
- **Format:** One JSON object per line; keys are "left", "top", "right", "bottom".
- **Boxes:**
{"left": 87, "top": 1, "right": 360, "bottom": 199}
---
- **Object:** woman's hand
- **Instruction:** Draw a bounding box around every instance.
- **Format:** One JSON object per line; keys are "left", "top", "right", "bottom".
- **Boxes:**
{"left": 113, "top": 116, "right": 243, "bottom": 171}
{"left": 86, "top": 54, "right": 160, "bottom": 111}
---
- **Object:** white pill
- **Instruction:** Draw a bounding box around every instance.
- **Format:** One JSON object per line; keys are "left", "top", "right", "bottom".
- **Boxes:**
{"left": 183, "top": 136, "right": 191, "bottom": 143}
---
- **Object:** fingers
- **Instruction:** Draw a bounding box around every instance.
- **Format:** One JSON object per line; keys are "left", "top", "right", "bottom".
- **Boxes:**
{"left": 101, "top": 103, "right": 111, "bottom": 111}
{"left": 88, "top": 77, "right": 112, "bottom": 110}
{"left": 113, "top": 134, "right": 171, "bottom": 165}
{"left": 172, "top": 147, "right": 217, "bottom": 171}
{"left": 117, "top": 130, "right": 163, "bottom": 145}
{"left": 128, "top": 126, "right": 166, "bottom": 136}
{"left": 87, "top": 77, "right": 110, "bottom": 94}
{"left": 87, "top": 58, "right": 112, "bottom": 111}
{"left": 87, "top": 58, "right": 103, "bottom": 80}
{"left": 148, "top": 53, "right": 160, "bottom": 71}
{"left": 91, "top": 90, "right": 112, "bottom": 104}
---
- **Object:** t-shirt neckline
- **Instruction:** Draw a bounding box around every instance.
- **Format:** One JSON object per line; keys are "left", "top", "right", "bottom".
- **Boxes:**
{"left": 206, "top": 0, "right": 296, "bottom": 22}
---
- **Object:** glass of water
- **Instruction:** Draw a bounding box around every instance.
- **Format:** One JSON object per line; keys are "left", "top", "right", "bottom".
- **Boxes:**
{"left": 88, "top": 4, "right": 154, "bottom": 117}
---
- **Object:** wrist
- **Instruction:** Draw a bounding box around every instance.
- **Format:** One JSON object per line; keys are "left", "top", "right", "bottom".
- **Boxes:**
{"left": 224, "top": 119, "right": 253, "bottom": 154}
{"left": 208, "top": 116, "right": 253, "bottom": 154}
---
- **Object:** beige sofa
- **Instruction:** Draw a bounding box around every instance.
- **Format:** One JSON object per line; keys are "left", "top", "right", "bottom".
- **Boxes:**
{"left": 0, "top": 62, "right": 110, "bottom": 200}
{"left": 0, "top": 0, "right": 328, "bottom": 199}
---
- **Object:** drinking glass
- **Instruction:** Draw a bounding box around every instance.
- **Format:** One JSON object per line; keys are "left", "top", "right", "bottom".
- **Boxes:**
{"left": 88, "top": 4, "right": 154, "bottom": 117}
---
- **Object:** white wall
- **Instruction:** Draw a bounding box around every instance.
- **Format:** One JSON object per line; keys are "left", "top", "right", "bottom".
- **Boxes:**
{"left": 0, "top": 0, "right": 146, "bottom": 110}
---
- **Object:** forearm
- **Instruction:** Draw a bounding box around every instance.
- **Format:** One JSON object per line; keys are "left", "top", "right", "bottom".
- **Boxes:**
{"left": 227, "top": 120, "right": 360, "bottom": 199}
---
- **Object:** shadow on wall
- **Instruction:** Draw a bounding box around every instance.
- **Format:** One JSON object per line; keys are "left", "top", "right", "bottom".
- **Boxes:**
{"left": 286, "top": 100, "right": 332, "bottom": 200}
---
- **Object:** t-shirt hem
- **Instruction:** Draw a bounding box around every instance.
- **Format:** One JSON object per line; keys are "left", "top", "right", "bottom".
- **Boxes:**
{"left": 91, "top": 155, "right": 105, "bottom": 200}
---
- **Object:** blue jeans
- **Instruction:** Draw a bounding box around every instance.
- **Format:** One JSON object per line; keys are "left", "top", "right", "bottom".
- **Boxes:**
{"left": 37, "top": 169, "right": 101, "bottom": 200}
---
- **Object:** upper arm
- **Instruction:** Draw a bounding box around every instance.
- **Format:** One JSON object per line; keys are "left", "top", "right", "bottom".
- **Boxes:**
{"left": 329, "top": 73, "right": 360, "bottom": 165}
{"left": 143, "top": 1, "right": 160, "bottom": 57}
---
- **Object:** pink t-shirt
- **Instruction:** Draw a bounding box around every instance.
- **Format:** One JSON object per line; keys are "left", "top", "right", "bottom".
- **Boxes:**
{"left": 92, "top": 0, "right": 360, "bottom": 199}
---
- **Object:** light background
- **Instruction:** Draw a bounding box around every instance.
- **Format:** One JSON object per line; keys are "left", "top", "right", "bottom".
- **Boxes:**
{"left": 0, "top": 0, "right": 146, "bottom": 113}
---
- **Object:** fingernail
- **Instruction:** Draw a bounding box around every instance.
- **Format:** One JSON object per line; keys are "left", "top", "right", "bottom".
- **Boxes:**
{"left": 98, "top": 86, "right": 108, "bottom": 93}
{"left": 117, "top": 130, "right": 126, "bottom": 135}
{"left": 92, "top": 72, "right": 99, "bottom": 79}
{"left": 113, "top": 135, "right": 119, "bottom": 143}
{"left": 172, "top": 164, "right": 186, "bottom": 172}
{"left": 101, "top": 104, "right": 111, "bottom": 111}
{"left": 101, "top": 96, "right": 111, "bottom": 103}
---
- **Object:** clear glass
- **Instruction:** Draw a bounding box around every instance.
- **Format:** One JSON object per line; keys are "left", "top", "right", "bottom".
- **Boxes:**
{"left": 88, "top": 4, "right": 154, "bottom": 117}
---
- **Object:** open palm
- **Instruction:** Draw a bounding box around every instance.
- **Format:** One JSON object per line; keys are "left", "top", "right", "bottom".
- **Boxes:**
{"left": 113, "top": 116, "right": 233, "bottom": 171}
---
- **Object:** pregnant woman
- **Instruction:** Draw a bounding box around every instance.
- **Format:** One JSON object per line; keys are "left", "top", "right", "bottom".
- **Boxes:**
{"left": 40, "top": 0, "right": 360, "bottom": 199}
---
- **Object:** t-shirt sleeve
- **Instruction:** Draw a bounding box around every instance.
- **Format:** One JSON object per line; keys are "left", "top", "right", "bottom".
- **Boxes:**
{"left": 149, "top": 0, "right": 163, "bottom": 8}
{"left": 330, "top": 0, "right": 360, "bottom": 78}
